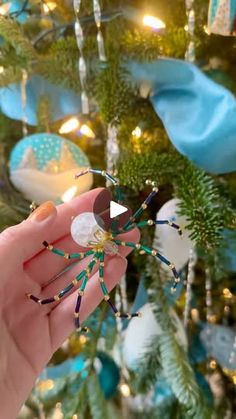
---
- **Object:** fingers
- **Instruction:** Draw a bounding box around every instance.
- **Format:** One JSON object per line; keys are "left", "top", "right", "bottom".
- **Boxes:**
{"left": 9, "top": 188, "right": 110, "bottom": 265}
{"left": 49, "top": 256, "right": 127, "bottom": 350}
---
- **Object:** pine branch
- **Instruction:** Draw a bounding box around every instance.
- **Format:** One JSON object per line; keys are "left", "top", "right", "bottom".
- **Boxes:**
{"left": 176, "top": 163, "right": 224, "bottom": 248}
{"left": 0, "top": 66, "right": 23, "bottom": 87}
{"left": 118, "top": 150, "right": 185, "bottom": 190}
{"left": 134, "top": 337, "right": 162, "bottom": 394}
{"left": 88, "top": 374, "right": 109, "bottom": 419}
{"left": 0, "top": 16, "right": 36, "bottom": 60}
{"left": 145, "top": 260, "right": 211, "bottom": 419}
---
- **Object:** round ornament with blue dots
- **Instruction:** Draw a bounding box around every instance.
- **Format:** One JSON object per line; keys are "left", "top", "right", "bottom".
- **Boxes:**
{"left": 9, "top": 133, "right": 93, "bottom": 204}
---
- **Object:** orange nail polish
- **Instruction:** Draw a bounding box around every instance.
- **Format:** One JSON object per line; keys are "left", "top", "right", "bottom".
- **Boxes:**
{"left": 29, "top": 201, "right": 56, "bottom": 222}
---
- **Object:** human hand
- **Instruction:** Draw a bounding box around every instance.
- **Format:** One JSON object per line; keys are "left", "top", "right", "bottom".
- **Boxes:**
{"left": 0, "top": 188, "right": 139, "bottom": 419}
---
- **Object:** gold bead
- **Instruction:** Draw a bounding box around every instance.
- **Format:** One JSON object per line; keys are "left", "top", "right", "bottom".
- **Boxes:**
{"left": 145, "top": 179, "right": 151, "bottom": 185}
{"left": 127, "top": 314, "right": 132, "bottom": 320}
{"left": 102, "top": 170, "right": 106, "bottom": 176}
{"left": 100, "top": 262, "right": 105, "bottom": 267}
{"left": 48, "top": 244, "right": 53, "bottom": 251}
{"left": 169, "top": 263, "right": 175, "bottom": 270}
{"left": 104, "top": 295, "right": 110, "bottom": 301}
{"left": 86, "top": 268, "right": 90, "bottom": 276}
{"left": 136, "top": 243, "right": 141, "bottom": 249}
{"left": 115, "top": 311, "right": 121, "bottom": 318}
{"left": 72, "top": 279, "right": 77, "bottom": 286}
{"left": 38, "top": 299, "right": 42, "bottom": 305}
{"left": 80, "top": 253, "right": 84, "bottom": 258}
{"left": 64, "top": 253, "right": 70, "bottom": 259}
{"left": 78, "top": 290, "right": 84, "bottom": 296}
{"left": 99, "top": 277, "right": 104, "bottom": 283}
{"left": 77, "top": 327, "right": 82, "bottom": 332}
{"left": 121, "top": 241, "right": 126, "bottom": 246}
{"left": 139, "top": 250, "right": 146, "bottom": 255}
{"left": 171, "top": 287, "right": 177, "bottom": 294}
{"left": 54, "top": 295, "right": 60, "bottom": 301}
{"left": 74, "top": 312, "right": 79, "bottom": 318}
{"left": 141, "top": 203, "right": 147, "bottom": 210}
{"left": 137, "top": 311, "right": 142, "bottom": 318}
{"left": 26, "top": 293, "right": 31, "bottom": 299}
{"left": 148, "top": 220, "right": 154, "bottom": 226}
{"left": 152, "top": 250, "right": 157, "bottom": 256}
{"left": 153, "top": 187, "right": 159, "bottom": 192}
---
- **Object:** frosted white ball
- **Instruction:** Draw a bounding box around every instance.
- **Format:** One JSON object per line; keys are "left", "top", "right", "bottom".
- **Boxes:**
{"left": 154, "top": 198, "right": 194, "bottom": 272}
{"left": 71, "top": 212, "right": 105, "bottom": 248}
{"left": 122, "top": 303, "right": 187, "bottom": 370}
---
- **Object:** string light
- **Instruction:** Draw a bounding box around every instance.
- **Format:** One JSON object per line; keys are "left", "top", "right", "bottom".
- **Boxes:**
{"left": 132, "top": 126, "right": 142, "bottom": 139}
{"left": 61, "top": 186, "right": 78, "bottom": 203}
{"left": 80, "top": 124, "right": 96, "bottom": 138}
{"left": 0, "top": 66, "right": 4, "bottom": 74}
{"left": 59, "top": 117, "right": 80, "bottom": 134}
{"left": 0, "top": 3, "right": 10, "bottom": 15}
{"left": 223, "top": 288, "right": 233, "bottom": 299}
{"left": 42, "top": 2, "right": 57, "bottom": 14}
{"left": 142, "top": 14, "right": 166, "bottom": 30}
{"left": 120, "top": 383, "right": 131, "bottom": 397}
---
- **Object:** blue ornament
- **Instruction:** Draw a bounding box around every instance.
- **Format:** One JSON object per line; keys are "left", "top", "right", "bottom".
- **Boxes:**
{"left": 0, "top": 75, "right": 81, "bottom": 125}
{"left": 40, "top": 352, "right": 120, "bottom": 400}
{"left": 1, "top": 0, "right": 29, "bottom": 23}
{"left": 9, "top": 133, "right": 93, "bottom": 204}
{"left": 208, "top": 0, "right": 236, "bottom": 36}
{"left": 129, "top": 58, "right": 236, "bottom": 174}
{"left": 200, "top": 323, "right": 236, "bottom": 370}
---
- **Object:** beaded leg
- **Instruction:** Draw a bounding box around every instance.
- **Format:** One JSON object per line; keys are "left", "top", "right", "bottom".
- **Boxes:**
{"left": 98, "top": 252, "right": 141, "bottom": 319}
{"left": 74, "top": 252, "right": 100, "bottom": 332}
{"left": 122, "top": 182, "right": 159, "bottom": 231}
{"left": 27, "top": 253, "right": 99, "bottom": 305}
{"left": 136, "top": 220, "right": 182, "bottom": 236}
{"left": 43, "top": 241, "right": 94, "bottom": 260}
{"left": 114, "top": 240, "right": 180, "bottom": 292}
{"left": 75, "top": 168, "right": 119, "bottom": 186}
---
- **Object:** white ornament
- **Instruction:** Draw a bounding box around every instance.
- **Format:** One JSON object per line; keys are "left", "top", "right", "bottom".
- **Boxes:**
{"left": 154, "top": 198, "right": 194, "bottom": 272}
{"left": 122, "top": 303, "right": 187, "bottom": 370}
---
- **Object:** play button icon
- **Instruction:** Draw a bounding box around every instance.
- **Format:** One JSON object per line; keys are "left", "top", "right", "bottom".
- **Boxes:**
{"left": 110, "top": 201, "right": 128, "bottom": 219}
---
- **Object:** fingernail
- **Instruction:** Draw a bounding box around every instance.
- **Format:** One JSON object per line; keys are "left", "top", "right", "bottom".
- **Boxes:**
{"left": 29, "top": 201, "right": 56, "bottom": 222}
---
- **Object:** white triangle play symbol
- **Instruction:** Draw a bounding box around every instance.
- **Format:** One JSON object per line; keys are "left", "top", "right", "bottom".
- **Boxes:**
{"left": 110, "top": 201, "right": 128, "bottom": 219}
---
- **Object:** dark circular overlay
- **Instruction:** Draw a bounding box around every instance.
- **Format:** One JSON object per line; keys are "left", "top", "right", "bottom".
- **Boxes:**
{"left": 93, "top": 187, "right": 131, "bottom": 232}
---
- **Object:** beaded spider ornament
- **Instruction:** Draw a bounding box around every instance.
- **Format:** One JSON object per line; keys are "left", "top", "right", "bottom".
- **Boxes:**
{"left": 27, "top": 169, "right": 182, "bottom": 332}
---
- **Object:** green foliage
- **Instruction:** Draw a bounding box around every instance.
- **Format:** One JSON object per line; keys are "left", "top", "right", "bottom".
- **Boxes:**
{"left": 88, "top": 374, "right": 109, "bottom": 419}
{"left": 176, "top": 163, "right": 224, "bottom": 248}
{"left": 0, "top": 16, "right": 36, "bottom": 60}
{"left": 145, "top": 260, "right": 211, "bottom": 419}
{"left": 134, "top": 338, "right": 161, "bottom": 394}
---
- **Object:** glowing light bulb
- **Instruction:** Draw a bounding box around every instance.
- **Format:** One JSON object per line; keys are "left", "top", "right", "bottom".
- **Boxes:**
{"left": 132, "top": 126, "right": 142, "bottom": 139}
{"left": 43, "top": 2, "right": 57, "bottom": 13}
{"left": 80, "top": 124, "right": 96, "bottom": 138}
{"left": 223, "top": 288, "right": 233, "bottom": 299}
{"left": 0, "top": 66, "right": 4, "bottom": 74}
{"left": 0, "top": 3, "right": 10, "bottom": 15}
{"left": 59, "top": 117, "right": 80, "bottom": 134}
{"left": 120, "top": 383, "right": 131, "bottom": 397}
{"left": 143, "top": 14, "right": 166, "bottom": 30}
{"left": 61, "top": 186, "right": 78, "bottom": 203}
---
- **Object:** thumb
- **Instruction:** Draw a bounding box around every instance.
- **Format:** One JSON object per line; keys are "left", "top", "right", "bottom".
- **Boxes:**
{"left": 0, "top": 201, "right": 57, "bottom": 263}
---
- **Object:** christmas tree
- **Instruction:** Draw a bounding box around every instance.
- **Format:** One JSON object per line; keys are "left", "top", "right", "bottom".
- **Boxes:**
{"left": 1, "top": 0, "right": 236, "bottom": 418}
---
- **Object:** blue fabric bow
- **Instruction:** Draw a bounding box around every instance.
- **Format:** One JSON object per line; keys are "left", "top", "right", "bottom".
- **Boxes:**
{"left": 129, "top": 58, "right": 236, "bottom": 174}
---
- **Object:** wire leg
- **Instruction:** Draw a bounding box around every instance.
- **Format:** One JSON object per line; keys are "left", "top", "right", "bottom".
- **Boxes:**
{"left": 114, "top": 240, "right": 180, "bottom": 292}
{"left": 27, "top": 252, "right": 99, "bottom": 305}
{"left": 136, "top": 219, "right": 182, "bottom": 236}
{"left": 43, "top": 241, "right": 94, "bottom": 260}
{"left": 122, "top": 184, "right": 159, "bottom": 231}
{"left": 98, "top": 252, "right": 140, "bottom": 319}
